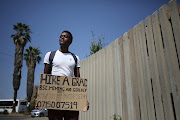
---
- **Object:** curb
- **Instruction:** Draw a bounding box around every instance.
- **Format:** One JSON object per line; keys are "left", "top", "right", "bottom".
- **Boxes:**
{"left": 0, "top": 114, "right": 29, "bottom": 117}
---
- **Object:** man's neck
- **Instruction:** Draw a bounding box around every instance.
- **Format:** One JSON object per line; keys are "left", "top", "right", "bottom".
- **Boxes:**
{"left": 60, "top": 46, "right": 69, "bottom": 53}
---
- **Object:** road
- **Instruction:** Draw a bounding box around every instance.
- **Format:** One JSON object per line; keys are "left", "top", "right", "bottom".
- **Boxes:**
{"left": 0, "top": 116, "right": 48, "bottom": 120}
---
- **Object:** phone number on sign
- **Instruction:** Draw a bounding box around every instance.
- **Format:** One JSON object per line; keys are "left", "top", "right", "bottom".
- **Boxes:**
{"left": 37, "top": 101, "right": 77, "bottom": 109}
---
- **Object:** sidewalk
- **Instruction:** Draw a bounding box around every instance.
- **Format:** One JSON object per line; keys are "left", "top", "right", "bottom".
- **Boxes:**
{"left": 0, "top": 113, "right": 28, "bottom": 117}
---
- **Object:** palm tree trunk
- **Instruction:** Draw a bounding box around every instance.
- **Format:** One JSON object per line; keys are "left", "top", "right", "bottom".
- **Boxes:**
{"left": 13, "top": 90, "right": 17, "bottom": 112}
{"left": 26, "top": 66, "right": 35, "bottom": 112}
{"left": 13, "top": 43, "right": 24, "bottom": 112}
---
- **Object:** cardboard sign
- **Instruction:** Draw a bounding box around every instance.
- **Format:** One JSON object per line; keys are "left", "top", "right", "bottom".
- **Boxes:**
{"left": 36, "top": 74, "right": 87, "bottom": 111}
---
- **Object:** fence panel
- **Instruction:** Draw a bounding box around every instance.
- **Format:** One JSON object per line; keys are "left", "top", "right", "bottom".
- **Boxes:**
{"left": 145, "top": 16, "right": 165, "bottom": 120}
{"left": 113, "top": 38, "right": 121, "bottom": 116}
{"left": 118, "top": 36, "right": 128, "bottom": 120}
{"left": 128, "top": 29, "right": 140, "bottom": 120}
{"left": 123, "top": 32, "right": 135, "bottom": 120}
{"left": 159, "top": 3, "right": 180, "bottom": 120}
{"left": 169, "top": 0, "right": 180, "bottom": 62}
{"left": 141, "top": 21, "right": 156, "bottom": 120}
{"left": 101, "top": 48, "right": 106, "bottom": 120}
{"left": 152, "top": 10, "right": 175, "bottom": 120}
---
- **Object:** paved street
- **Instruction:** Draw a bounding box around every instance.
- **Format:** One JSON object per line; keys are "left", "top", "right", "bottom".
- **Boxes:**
{"left": 0, "top": 116, "right": 48, "bottom": 120}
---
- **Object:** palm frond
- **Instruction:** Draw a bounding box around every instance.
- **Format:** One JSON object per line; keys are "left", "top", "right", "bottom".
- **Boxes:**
{"left": 12, "top": 23, "right": 32, "bottom": 45}
{"left": 24, "top": 46, "right": 42, "bottom": 65}
{"left": 37, "top": 56, "right": 41, "bottom": 63}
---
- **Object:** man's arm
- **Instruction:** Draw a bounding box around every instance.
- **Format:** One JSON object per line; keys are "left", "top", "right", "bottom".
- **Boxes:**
{"left": 76, "top": 67, "right": 80, "bottom": 77}
{"left": 44, "top": 63, "right": 50, "bottom": 74}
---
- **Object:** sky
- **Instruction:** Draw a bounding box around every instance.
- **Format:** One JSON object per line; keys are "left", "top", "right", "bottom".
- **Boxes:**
{"left": 0, "top": 0, "right": 179, "bottom": 100}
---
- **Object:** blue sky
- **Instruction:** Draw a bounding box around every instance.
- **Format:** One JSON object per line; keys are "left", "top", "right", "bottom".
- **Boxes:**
{"left": 0, "top": 0, "right": 179, "bottom": 99}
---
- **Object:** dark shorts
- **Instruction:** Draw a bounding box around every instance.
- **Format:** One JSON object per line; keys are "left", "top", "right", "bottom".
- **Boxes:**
{"left": 48, "top": 109, "right": 79, "bottom": 120}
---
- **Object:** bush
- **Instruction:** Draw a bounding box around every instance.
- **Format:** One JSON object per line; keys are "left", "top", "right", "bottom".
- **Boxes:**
{"left": 30, "top": 100, "right": 35, "bottom": 111}
{"left": 19, "top": 110, "right": 25, "bottom": 114}
{"left": 111, "top": 114, "right": 122, "bottom": 120}
{"left": 23, "top": 112, "right": 30, "bottom": 115}
{"left": 3, "top": 110, "right": 9, "bottom": 115}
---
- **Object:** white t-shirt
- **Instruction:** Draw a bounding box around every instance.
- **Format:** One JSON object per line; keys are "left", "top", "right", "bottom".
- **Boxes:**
{"left": 44, "top": 50, "right": 80, "bottom": 77}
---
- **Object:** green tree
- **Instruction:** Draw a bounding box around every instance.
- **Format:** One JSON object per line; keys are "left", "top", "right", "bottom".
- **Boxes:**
{"left": 90, "top": 31, "right": 105, "bottom": 55}
{"left": 11, "top": 23, "right": 32, "bottom": 112}
{"left": 24, "top": 46, "right": 41, "bottom": 112}
{"left": 29, "top": 100, "right": 35, "bottom": 112}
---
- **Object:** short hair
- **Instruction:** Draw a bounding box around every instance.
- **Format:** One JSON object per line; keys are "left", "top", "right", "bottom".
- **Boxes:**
{"left": 62, "top": 30, "right": 73, "bottom": 41}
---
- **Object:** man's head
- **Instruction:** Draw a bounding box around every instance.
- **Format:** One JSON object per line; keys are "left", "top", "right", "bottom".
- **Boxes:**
{"left": 59, "top": 31, "right": 73, "bottom": 47}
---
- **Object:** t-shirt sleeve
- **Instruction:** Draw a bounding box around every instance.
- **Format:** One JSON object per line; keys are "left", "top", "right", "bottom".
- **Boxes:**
{"left": 44, "top": 52, "right": 51, "bottom": 64}
{"left": 76, "top": 55, "right": 80, "bottom": 68}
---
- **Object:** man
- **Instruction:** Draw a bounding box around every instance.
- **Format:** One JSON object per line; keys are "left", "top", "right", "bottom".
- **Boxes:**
{"left": 43, "top": 31, "right": 81, "bottom": 120}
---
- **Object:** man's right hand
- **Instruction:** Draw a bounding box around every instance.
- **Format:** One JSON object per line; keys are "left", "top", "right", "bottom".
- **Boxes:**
{"left": 83, "top": 101, "right": 89, "bottom": 112}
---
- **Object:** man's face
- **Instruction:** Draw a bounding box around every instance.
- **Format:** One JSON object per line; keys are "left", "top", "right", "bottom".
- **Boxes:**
{"left": 59, "top": 32, "right": 72, "bottom": 47}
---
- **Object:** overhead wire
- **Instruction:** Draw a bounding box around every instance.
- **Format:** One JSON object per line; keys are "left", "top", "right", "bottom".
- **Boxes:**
{"left": 0, "top": 51, "right": 44, "bottom": 85}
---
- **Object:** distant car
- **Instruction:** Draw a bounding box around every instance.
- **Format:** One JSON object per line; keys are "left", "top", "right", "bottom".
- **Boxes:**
{"left": 30, "top": 109, "right": 48, "bottom": 117}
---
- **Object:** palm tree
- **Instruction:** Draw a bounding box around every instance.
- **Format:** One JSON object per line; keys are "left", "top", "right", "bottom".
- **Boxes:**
{"left": 24, "top": 46, "right": 41, "bottom": 112}
{"left": 11, "top": 23, "right": 32, "bottom": 112}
